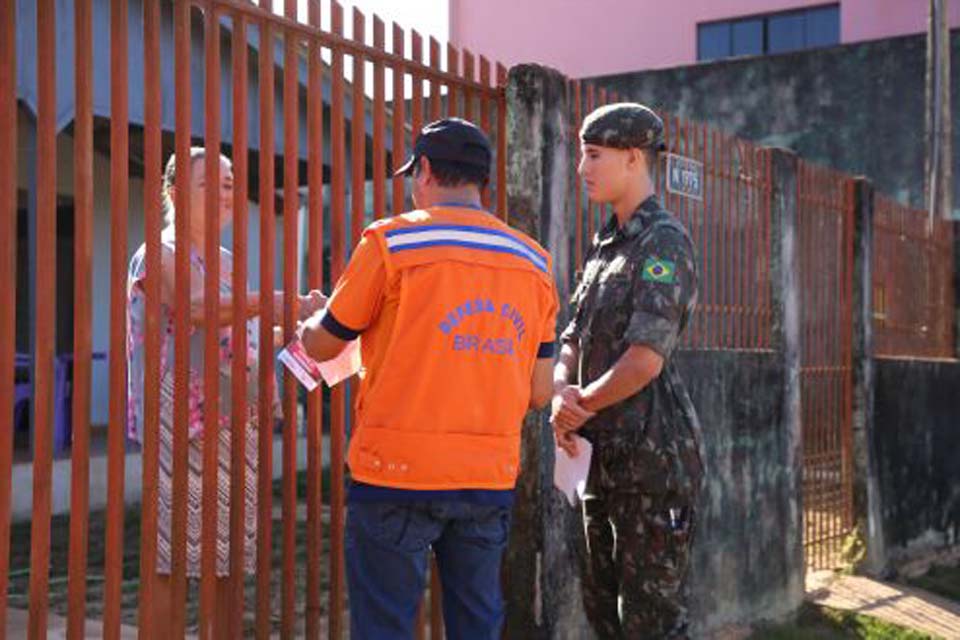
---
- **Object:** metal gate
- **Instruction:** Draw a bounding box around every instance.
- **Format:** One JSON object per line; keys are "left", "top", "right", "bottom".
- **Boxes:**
{"left": 797, "top": 160, "right": 855, "bottom": 570}
{"left": 0, "top": 0, "right": 507, "bottom": 637}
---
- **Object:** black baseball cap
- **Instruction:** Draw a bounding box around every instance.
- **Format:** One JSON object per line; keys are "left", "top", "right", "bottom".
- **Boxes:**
{"left": 394, "top": 118, "right": 492, "bottom": 177}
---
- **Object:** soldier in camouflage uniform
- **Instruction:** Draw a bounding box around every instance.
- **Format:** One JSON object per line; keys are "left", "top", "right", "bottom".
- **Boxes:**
{"left": 551, "top": 103, "right": 705, "bottom": 639}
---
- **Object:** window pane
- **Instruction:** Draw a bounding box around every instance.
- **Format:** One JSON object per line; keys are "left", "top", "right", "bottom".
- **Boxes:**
{"left": 698, "top": 22, "right": 731, "bottom": 61}
{"left": 731, "top": 18, "right": 763, "bottom": 56}
{"left": 768, "top": 12, "right": 806, "bottom": 53}
{"left": 806, "top": 5, "right": 840, "bottom": 48}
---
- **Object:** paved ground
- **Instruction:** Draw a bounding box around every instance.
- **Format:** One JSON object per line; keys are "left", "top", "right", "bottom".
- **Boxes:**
{"left": 6, "top": 608, "right": 139, "bottom": 639}
{"left": 807, "top": 570, "right": 960, "bottom": 640}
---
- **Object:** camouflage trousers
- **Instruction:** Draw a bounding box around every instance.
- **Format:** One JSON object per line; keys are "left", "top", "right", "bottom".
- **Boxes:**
{"left": 580, "top": 491, "right": 695, "bottom": 639}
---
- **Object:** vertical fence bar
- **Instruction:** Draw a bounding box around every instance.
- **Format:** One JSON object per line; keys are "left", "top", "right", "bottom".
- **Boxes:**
{"left": 281, "top": 2, "right": 300, "bottom": 636}
{"left": 447, "top": 43, "right": 459, "bottom": 117}
{"left": 0, "top": 0, "right": 14, "bottom": 633}
{"left": 105, "top": 0, "right": 131, "bottom": 633}
{"left": 843, "top": 180, "right": 856, "bottom": 534}
{"left": 392, "top": 23, "right": 407, "bottom": 215}
{"left": 352, "top": 7, "right": 367, "bottom": 244}
{"left": 479, "top": 56, "right": 491, "bottom": 210}
{"left": 764, "top": 149, "right": 773, "bottom": 348}
{"left": 412, "top": 31, "right": 424, "bottom": 137}
{"left": 138, "top": 0, "right": 162, "bottom": 633}
{"left": 171, "top": 0, "right": 192, "bottom": 633}
{"left": 330, "top": 4, "right": 347, "bottom": 636}
{"left": 429, "top": 38, "right": 442, "bottom": 120}
{"left": 373, "top": 16, "right": 387, "bottom": 220}
{"left": 305, "top": 3, "right": 323, "bottom": 638}
{"left": 256, "top": 3, "right": 277, "bottom": 636}
{"left": 28, "top": 1, "right": 57, "bottom": 636}
{"left": 463, "top": 50, "right": 475, "bottom": 122}
{"left": 200, "top": 7, "right": 223, "bottom": 638}
{"left": 228, "top": 10, "right": 250, "bottom": 638}
{"left": 585, "top": 84, "right": 595, "bottom": 240}
{"left": 573, "top": 81, "right": 583, "bottom": 269}
{"left": 496, "top": 63, "right": 507, "bottom": 220}
{"left": 67, "top": 0, "right": 93, "bottom": 636}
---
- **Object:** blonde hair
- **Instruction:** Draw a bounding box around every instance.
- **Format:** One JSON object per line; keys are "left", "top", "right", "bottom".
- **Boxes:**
{"left": 161, "top": 147, "right": 232, "bottom": 225}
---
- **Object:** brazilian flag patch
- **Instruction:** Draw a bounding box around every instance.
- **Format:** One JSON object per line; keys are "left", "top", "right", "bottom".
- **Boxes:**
{"left": 642, "top": 257, "right": 676, "bottom": 284}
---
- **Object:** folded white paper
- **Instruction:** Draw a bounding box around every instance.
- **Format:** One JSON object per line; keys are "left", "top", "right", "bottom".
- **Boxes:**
{"left": 316, "top": 338, "right": 361, "bottom": 387}
{"left": 278, "top": 336, "right": 361, "bottom": 390}
{"left": 553, "top": 435, "right": 592, "bottom": 507}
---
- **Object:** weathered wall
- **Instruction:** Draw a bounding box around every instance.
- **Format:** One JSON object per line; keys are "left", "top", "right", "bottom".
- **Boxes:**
{"left": 590, "top": 32, "right": 960, "bottom": 215}
{"left": 674, "top": 351, "right": 804, "bottom": 633}
{"left": 873, "top": 358, "right": 960, "bottom": 561}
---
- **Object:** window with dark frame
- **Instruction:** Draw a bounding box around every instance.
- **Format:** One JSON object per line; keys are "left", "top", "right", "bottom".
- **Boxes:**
{"left": 697, "top": 4, "right": 840, "bottom": 62}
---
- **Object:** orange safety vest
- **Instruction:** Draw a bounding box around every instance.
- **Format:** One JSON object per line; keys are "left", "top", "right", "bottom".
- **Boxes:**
{"left": 326, "top": 205, "right": 558, "bottom": 490}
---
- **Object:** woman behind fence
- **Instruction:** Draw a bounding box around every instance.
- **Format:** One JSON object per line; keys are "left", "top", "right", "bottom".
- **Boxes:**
{"left": 125, "top": 148, "right": 325, "bottom": 629}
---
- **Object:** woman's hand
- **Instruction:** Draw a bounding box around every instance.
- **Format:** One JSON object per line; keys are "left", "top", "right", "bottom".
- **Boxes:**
{"left": 298, "top": 289, "right": 328, "bottom": 320}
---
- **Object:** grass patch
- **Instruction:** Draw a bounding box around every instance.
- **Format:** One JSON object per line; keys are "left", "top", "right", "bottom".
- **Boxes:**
{"left": 749, "top": 603, "right": 940, "bottom": 640}
{"left": 908, "top": 563, "right": 960, "bottom": 603}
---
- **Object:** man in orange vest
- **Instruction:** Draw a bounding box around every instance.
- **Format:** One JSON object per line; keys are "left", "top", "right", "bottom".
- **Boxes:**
{"left": 301, "top": 118, "right": 558, "bottom": 639}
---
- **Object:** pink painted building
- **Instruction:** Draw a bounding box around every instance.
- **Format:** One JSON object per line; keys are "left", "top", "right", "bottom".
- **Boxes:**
{"left": 449, "top": 0, "right": 960, "bottom": 78}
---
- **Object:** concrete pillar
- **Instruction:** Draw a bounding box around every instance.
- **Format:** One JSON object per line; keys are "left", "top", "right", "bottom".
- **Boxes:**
{"left": 502, "top": 63, "right": 590, "bottom": 639}
{"left": 766, "top": 147, "right": 805, "bottom": 606}
{"left": 849, "top": 178, "right": 889, "bottom": 575}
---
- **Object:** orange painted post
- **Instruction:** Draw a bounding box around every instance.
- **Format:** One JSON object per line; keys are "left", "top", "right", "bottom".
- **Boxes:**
{"left": 29, "top": 2, "right": 57, "bottom": 636}
{"left": 446, "top": 43, "right": 459, "bottom": 117}
{"left": 430, "top": 556, "right": 444, "bottom": 640}
{"left": 429, "top": 37, "right": 442, "bottom": 120}
{"left": 330, "top": 4, "right": 348, "bottom": 635}
{"left": 67, "top": 0, "right": 93, "bottom": 636}
{"left": 391, "top": 23, "right": 407, "bottom": 215}
{"left": 107, "top": 0, "right": 131, "bottom": 633}
{"left": 373, "top": 16, "right": 387, "bottom": 220}
{"left": 281, "top": 3, "right": 300, "bottom": 636}
{"left": 463, "top": 50, "right": 475, "bottom": 122}
{"left": 411, "top": 31, "right": 424, "bottom": 138}
{"left": 228, "top": 10, "right": 250, "bottom": 638}
{"left": 199, "top": 8, "right": 223, "bottom": 639}
{"left": 496, "top": 63, "right": 507, "bottom": 220}
{"left": 352, "top": 8, "right": 367, "bottom": 243}
{"left": 256, "top": 2, "right": 277, "bottom": 636}
{"left": 305, "top": 3, "right": 324, "bottom": 638}
{"left": 479, "top": 56, "right": 492, "bottom": 210}
{"left": 171, "top": 0, "right": 193, "bottom": 633}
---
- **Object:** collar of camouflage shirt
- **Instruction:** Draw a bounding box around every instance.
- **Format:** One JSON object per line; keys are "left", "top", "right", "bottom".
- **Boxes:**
{"left": 598, "top": 194, "right": 661, "bottom": 246}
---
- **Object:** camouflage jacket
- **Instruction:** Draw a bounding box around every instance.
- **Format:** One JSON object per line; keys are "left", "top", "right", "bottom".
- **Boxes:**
{"left": 561, "top": 195, "right": 705, "bottom": 501}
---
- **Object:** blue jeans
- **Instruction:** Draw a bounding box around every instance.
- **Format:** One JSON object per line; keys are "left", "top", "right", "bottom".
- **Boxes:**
{"left": 345, "top": 500, "right": 512, "bottom": 640}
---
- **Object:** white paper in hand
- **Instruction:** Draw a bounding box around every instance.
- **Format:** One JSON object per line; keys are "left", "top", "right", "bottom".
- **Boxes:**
{"left": 278, "top": 336, "right": 361, "bottom": 390}
{"left": 316, "top": 338, "right": 361, "bottom": 387}
{"left": 553, "top": 435, "right": 592, "bottom": 507}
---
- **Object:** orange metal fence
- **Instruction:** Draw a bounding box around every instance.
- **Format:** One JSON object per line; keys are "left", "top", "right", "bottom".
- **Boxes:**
{"left": 873, "top": 194, "right": 955, "bottom": 359}
{"left": 1, "top": 0, "right": 507, "bottom": 637}
{"left": 567, "top": 81, "right": 774, "bottom": 352}
{"left": 797, "top": 160, "right": 855, "bottom": 570}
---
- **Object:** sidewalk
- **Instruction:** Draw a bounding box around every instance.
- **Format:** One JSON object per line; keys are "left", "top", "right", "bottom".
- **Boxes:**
{"left": 806, "top": 570, "right": 960, "bottom": 640}
{"left": 6, "top": 608, "right": 139, "bottom": 639}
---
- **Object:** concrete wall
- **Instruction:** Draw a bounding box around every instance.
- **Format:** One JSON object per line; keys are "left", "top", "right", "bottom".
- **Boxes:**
{"left": 674, "top": 351, "right": 804, "bottom": 632}
{"left": 449, "top": 0, "right": 960, "bottom": 77}
{"left": 873, "top": 358, "right": 960, "bottom": 562}
{"left": 590, "top": 32, "right": 960, "bottom": 215}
